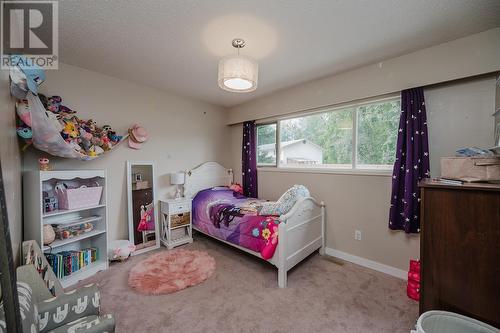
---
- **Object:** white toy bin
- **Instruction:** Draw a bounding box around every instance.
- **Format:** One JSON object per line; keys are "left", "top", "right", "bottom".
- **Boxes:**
{"left": 413, "top": 311, "right": 499, "bottom": 333}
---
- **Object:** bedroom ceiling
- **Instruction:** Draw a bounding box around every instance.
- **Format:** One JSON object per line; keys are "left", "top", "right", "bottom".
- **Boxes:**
{"left": 58, "top": 0, "right": 500, "bottom": 107}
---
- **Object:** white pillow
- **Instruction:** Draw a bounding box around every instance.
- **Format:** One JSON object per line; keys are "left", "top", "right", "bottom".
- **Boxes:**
{"left": 259, "top": 185, "right": 310, "bottom": 216}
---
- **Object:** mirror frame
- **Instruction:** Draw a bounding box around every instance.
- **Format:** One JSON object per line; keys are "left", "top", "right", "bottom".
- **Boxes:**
{"left": 126, "top": 161, "right": 160, "bottom": 255}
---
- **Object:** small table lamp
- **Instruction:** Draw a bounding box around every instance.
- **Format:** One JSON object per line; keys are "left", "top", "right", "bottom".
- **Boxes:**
{"left": 170, "top": 172, "right": 185, "bottom": 199}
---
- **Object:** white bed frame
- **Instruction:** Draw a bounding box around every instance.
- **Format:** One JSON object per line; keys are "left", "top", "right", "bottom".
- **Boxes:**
{"left": 184, "top": 162, "right": 325, "bottom": 288}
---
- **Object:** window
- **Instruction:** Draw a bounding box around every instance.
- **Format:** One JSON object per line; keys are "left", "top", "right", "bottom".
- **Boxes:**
{"left": 356, "top": 99, "right": 400, "bottom": 169}
{"left": 256, "top": 123, "right": 277, "bottom": 166}
{"left": 256, "top": 97, "right": 400, "bottom": 171}
{"left": 280, "top": 109, "right": 353, "bottom": 168}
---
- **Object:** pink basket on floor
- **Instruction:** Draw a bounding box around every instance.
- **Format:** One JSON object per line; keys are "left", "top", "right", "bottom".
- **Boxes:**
{"left": 56, "top": 186, "right": 103, "bottom": 210}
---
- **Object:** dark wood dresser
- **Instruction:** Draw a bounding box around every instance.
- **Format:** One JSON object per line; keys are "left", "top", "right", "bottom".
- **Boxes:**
{"left": 419, "top": 180, "right": 500, "bottom": 327}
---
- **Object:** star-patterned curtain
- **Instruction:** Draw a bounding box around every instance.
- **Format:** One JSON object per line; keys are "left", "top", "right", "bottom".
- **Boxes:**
{"left": 242, "top": 121, "right": 258, "bottom": 198}
{"left": 389, "top": 87, "right": 430, "bottom": 233}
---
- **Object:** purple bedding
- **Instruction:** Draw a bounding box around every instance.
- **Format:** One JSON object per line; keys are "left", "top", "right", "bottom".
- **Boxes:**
{"left": 192, "top": 188, "right": 280, "bottom": 259}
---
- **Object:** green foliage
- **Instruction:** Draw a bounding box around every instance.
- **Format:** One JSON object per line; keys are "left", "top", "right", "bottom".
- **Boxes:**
{"left": 357, "top": 101, "right": 400, "bottom": 166}
{"left": 257, "top": 124, "right": 277, "bottom": 164}
{"left": 257, "top": 124, "right": 276, "bottom": 145}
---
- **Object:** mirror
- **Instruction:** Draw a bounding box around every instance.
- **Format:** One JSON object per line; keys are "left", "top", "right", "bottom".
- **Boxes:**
{"left": 126, "top": 161, "right": 159, "bottom": 255}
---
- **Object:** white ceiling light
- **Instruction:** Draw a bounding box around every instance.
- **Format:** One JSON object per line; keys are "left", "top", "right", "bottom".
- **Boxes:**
{"left": 218, "top": 38, "right": 258, "bottom": 93}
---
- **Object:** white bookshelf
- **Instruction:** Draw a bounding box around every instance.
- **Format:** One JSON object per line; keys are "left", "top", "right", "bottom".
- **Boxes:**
{"left": 23, "top": 170, "right": 109, "bottom": 288}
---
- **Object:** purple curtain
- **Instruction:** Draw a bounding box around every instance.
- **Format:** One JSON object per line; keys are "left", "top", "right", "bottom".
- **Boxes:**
{"left": 389, "top": 88, "right": 430, "bottom": 233}
{"left": 242, "top": 121, "right": 258, "bottom": 198}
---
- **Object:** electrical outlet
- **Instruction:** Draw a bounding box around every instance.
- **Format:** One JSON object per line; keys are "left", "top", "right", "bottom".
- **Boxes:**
{"left": 354, "top": 230, "right": 362, "bottom": 241}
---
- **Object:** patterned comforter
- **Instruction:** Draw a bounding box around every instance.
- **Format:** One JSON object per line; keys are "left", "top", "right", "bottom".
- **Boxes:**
{"left": 192, "top": 188, "right": 280, "bottom": 259}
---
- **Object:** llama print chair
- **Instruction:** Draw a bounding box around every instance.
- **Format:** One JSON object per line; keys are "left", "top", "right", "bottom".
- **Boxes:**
{"left": 0, "top": 240, "right": 115, "bottom": 333}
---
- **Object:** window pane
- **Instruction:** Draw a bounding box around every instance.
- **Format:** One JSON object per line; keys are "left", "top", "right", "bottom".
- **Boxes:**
{"left": 356, "top": 99, "right": 400, "bottom": 169}
{"left": 279, "top": 109, "right": 353, "bottom": 168}
{"left": 256, "top": 123, "right": 277, "bottom": 166}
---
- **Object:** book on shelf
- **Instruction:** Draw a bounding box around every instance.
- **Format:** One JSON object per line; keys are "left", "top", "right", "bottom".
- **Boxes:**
{"left": 45, "top": 247, "right": 98, "bottom": 279}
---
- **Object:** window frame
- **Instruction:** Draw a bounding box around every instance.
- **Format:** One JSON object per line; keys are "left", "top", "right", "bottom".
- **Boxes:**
{"left": 255, "top": 121, "right": 279, "bottom": 167}
{"left": 255, "top": 95, "right": 400, "bottom": 175}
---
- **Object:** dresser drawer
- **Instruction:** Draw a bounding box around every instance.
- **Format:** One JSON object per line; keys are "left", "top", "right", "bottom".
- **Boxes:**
{"left": 169, "top": 201, "right": 191, "bottom": 214}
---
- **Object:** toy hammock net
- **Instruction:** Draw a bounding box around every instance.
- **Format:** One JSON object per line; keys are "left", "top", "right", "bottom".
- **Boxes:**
{"left": 25, "top": 92, "right": 128, "bottom": 161}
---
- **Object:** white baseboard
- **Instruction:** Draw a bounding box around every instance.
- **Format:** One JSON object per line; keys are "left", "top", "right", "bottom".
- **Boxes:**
{"left": 325, "top": 247, "right": 407, "bottom": 280}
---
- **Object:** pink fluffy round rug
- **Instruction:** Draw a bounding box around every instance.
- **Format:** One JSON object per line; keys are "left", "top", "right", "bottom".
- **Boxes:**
{"left": 128, "top": 249, "right": 215, "bottom": 295}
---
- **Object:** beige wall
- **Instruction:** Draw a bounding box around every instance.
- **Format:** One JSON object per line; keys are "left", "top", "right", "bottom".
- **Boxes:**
{"left": 0, "top": 70, "right": 23, "bottom": 263}
{"left": 228, "top": 28, "right": 500, "bottom": 124}
{"left": 23, "top": 63, "right": 230, "bottom": 242}
{"left": 426, "top": 76, "right": 496, "bottom": 176}
{"left": 229, "top": 76, "right": 497, "bottom": 271}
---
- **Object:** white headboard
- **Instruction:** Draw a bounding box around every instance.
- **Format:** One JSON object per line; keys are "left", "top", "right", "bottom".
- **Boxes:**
{"left": 184, "top": 162, "right": 233, "bottom": 198}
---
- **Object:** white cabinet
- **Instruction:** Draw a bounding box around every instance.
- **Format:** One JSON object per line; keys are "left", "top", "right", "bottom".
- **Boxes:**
{"left": 160, "top": 198, "right": 193, "bottom": 249}
{"left": 23, "top": 170, "right": 108, "bottom": 288}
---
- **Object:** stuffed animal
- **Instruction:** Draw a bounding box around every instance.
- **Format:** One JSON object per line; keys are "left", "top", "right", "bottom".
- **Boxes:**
{"left": 15, "top": 100, "right": 32, "bottom": 127}
{"left": 229, "top": 183, "right": 243, "bottom": 194}
{"left": 62, "top": 121, "right": 78, "bottom": 140}
{"left": 38, "top": 93, "right": 48, "bottom": 109}
{"left": 91, "top": 135, "right": 102, "bottom": 147}
{"left": 88, "top": 145, "right": 104, "bottom": 157}
{"left": 54, "top": 181, "right": 68, "bottom": 191}
{"left": 16, "top": 126, "right": 32, "bottom": 139}
{"left": 88, "top": 146, "right": 97, "bottom": 157}
{"left": 108, "top": 240, "right": 136, "bottom": 261}
{"left": 16, "top": 126, "right": 33, "bottom": 150}
{"left": 47, "top": 96, "right": 62, "bottom": 112}
{"left": 79, "top": 128, "right": 93, "bottom": 152}
{"left": 102, "top": 125, "right": 122, "bottom": 143}
{"left": 59, "top": 105, "right": 75, "bottom": 114}
{"left": 100, "top": 133, "right": 112, "bottom": 150}
{"left": 83, "top": 119, "right": 96, "bottom": 133}
{"left": 38, "top": 158, "right": 50, "bottom": 171}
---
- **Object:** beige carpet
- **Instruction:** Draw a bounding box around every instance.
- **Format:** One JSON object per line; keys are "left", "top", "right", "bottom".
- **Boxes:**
{"left": 76, "top": 233, "right": 418, "bottom": 333}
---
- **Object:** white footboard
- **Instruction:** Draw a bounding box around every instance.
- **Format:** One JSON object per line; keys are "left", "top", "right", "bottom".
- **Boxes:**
{"left": 276, "top": 197, "right": 325, "bottom": 288}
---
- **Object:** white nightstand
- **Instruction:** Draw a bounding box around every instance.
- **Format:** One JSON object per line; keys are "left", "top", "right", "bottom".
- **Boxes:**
{"left": 160, "top": 198, "right": 193, "bottom": 249}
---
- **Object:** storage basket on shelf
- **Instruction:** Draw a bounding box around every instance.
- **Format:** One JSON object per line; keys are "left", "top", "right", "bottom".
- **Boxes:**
{"left": 171, "top": 212, "right": 190, "bottom": 228}
{"left": 55, "top": 185, "right": 103, "bottom": 210}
